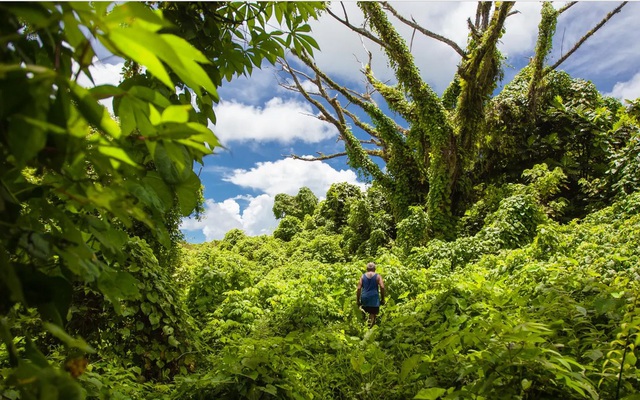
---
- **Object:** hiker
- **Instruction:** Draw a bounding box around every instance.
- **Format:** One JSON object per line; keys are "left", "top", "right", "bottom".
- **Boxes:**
{"left": 356, "top": 262, "right": 385, "bottom": 327}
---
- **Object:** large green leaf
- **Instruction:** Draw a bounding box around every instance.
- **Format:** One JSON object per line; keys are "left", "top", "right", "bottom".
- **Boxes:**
{"left": 153, "top": 142, "right": 192, "bottom": 184}
{"left": 104, "top": 30, "right": 174, "bottom": 89}
{"left": 175, "top": 170, "right": 201, "bottom": 216}
{"left": 43, "top": 322, "right": 95, "bottom": 353}
{"left": 414, "top": 388, "right": 447, "bottom": 400}
{"left": 68, "top": 81, "right": 121, "bottom": 138}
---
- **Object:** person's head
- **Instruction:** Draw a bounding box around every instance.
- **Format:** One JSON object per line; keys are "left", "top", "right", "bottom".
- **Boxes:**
{"left": 366, "top": 262, "right": 376, "bottom": 272}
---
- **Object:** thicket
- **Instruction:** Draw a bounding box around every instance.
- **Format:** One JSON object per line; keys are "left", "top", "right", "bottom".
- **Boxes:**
{"left": 166, "top": 162, "right": 640, "bottom": 400}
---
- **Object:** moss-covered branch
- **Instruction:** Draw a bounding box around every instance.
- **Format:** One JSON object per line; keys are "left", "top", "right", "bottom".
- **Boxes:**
{"left": 527, "top": 2, "right": 558, "bottom": 115}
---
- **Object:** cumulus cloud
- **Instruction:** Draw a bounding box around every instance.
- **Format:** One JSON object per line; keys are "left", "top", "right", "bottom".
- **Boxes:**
{"left": 182, "top": 159, "right": 367, "bottom": 241}
{"left": 180, "top": 195, "right": 276, "bottom": 241}
{"left": 500, "top": 3, "right": 543, "bottom": 58}
{"left": 224, "top": 157, "right": 366, "bottom": 197}
{"left": 607, "top": 72, "right": 640, "bottom": 101}
{"left": 212, "top": 97, "right": 338, "bottom": 144}
{"left": 76, "top": 60, "right": 124, "bottom": 88}
{"left": 218, "top": 67, "right": 280, "bottom": 105}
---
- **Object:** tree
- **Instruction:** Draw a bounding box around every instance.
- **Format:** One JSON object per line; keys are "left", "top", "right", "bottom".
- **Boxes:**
{"left": 273, "top": 215, "right": 304, "bottom": 242}
{"left": 0, "top": 1, "right": 322, "bottom": 397}
{"left": 281, "top": 1, "right": 630, "bottom": 239}
{"left": 316, "top": 182, "right": 363, "bottom": 233}
{"left": 272, "top": 186, "right": 319, "bottom": 220}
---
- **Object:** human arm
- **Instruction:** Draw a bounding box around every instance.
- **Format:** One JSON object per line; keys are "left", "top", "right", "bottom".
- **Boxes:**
{"left": 356, "top": 276, "right": 363, "bottom": 306}
{"left": 377, "top": 274, "right": 386, "bottom": 305}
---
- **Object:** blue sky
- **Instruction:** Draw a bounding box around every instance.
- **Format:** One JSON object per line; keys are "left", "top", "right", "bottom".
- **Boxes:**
{"left": 84, "top": 2, "right": 640, "bottom": 243}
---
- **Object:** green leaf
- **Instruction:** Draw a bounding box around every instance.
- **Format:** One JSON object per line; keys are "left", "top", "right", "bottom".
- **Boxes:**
{"left": 350, "top": 354, "right": 364, "bottom": 373}
{"left": 98, "top": 269, "right": 141, "bottom": 311}
{"left": 116, "top": 96, "right": 136, "bottom": 136}
{"left": 43, "top": 322, "right": 95, "bottom": 353}
{"left": 154, "top": 142, "right": 191, "bottom": 184}
{"left": 89, "top": 84, "right": 124, "bottom": 100}
{"left": 400, "top": 354, "right": 422, "bottom": 381}
{"left": 160, "top": 34, "right": 210, "bottom": 64}
{"left": 104, "top": 30, "right": 173, "bottom": 90}
{"left": 624, "top": 351, "right": 637, "bottom": 367}
{"left": 7, "top": 115, "right": 48, "bottom": 165}
{"left": 168, "top": 335, "right": 180, "bottom": 347}
{"left": 128, "top": 85, "right": 172, "bottom": 108}
{"left": 104, "top": 2, "right": 170, "bottom": 29}
{"left": 414, "top": 387, "right": 447, "bottom": 400}
{"left": 149, "top": 313, "right": 161, "bottom": 326}
{"left": 161, "top": 105, "right": 191, "bottom": 124}
{"left": 24, "top": 338, "right": 49, "bottom": 368}
{"left": 97, "top": 145, "right": 140, "bottom": 168}
{"left": 176, "top": 170, "right": 202, "bottom": 217}
{"left": 69, "top": 81, "right": 121, "bottom": 138}
{"left": 142, "top": 172, "right": 174, "bottom": 212}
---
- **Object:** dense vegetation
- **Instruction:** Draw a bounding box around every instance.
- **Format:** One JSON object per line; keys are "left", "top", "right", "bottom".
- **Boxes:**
{"left": 1, "top": 1, "right": 640, "bottom": 400}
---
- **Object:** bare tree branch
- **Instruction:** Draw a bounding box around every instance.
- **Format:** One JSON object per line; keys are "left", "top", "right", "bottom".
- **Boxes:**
{"left": 290, "top": 152, "right": 348, "bottom": 161}
{"left": 279, "top": 58, "right": 340, "bottom": 128}
{"left": 326, "top": 6, "right": 388, "bottom": 49}
{"left": 381, "top": 1, "right": 466, "bottom": 58}
{"left": 547, "top": 2, "right": 627, "bottom": 72}
{"left": 296, "top": 53, "right": 401, "bottom": 131}
{"left": 557, "top": 1, "right": 578, "bottom": 15}
{"left": 289, "top": 148, "right": 384, "bottom": 162}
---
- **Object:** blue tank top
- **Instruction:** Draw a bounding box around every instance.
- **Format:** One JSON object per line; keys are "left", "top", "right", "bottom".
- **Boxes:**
{"left": 360, "top": 273, "right": 380, "bottom": 307}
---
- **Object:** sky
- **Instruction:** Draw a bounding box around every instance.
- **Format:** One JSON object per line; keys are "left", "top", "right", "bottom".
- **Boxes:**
{"left": 83, "top": 2, "right": 640, "bottom": 243}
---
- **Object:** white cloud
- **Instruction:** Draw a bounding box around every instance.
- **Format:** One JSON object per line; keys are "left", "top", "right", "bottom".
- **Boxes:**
{"left": 500, "top": 3, "right": 543, "bottom": 59}
{"left": 607, "top": 72, "right": 640, "bottom": 102}
{"left": 218, "top": 67, "right": 279, "bottom": 105}
{"left": 224, "top": 157, "right": 365, "bottom": 197}
{"left": 241, "top": 194, "right": 278, "bottom": 236}
{"left": 76, "top": 61, "right": 124, "bottom": 88}
{"left": 180, "top": 195, "right": 276, "bottom": 241}
{"left": 212, "top": 97, "right": 338, "bottom": 144}
{"left": 182, "top": 158, "right": 367, "bottom": 240}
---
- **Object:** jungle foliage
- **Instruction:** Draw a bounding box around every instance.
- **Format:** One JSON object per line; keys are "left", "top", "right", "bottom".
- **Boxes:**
{"left": 1, "top": 1, "right": 640, "bottom": 400}
{"left": 0, "top": 1, "right": 322, "bottom": 398}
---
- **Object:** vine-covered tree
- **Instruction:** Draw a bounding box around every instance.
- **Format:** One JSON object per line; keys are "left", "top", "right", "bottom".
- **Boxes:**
{"left": 281, "top": 1, "right": 631, "bottom": 239}
{"left": 272, "top": 186, "right": 319, "bottom": 220}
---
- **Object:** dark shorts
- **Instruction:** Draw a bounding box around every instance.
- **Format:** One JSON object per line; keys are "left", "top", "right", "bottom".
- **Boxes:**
{"left": 362, "top": 306, "right": 379, "bottom": 315}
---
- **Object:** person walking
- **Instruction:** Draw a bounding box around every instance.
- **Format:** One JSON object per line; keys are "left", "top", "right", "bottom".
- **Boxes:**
{"left": 356, "top": 262, "right": 385, "bottom": 327}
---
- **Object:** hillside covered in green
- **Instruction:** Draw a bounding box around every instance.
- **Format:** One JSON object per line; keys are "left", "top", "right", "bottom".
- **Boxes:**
{"left": 1, "top": 2, "right": 640, "bottom": 400}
